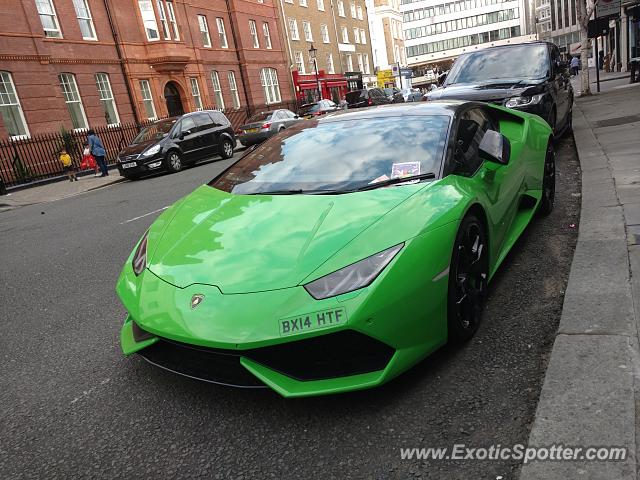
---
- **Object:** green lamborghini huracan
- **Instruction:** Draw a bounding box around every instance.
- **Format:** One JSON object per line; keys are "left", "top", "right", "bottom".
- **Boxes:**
{"left": 117, "top": 101, "right": 555, "bottom": 397}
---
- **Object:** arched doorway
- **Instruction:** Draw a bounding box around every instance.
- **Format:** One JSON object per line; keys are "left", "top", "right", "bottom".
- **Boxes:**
{"left": 164, "top": 82, "right": 184, "bottom": 117}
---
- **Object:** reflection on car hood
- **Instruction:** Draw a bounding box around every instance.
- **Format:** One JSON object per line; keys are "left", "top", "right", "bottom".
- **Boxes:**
{"left": 428, "top": 80, "right": 545, "bottom": 103}
{"left": 119, "top": 139, "right": 159, "bottom": 156}
{"left": 147, "top": 184, "right": 424, "bottom": 293}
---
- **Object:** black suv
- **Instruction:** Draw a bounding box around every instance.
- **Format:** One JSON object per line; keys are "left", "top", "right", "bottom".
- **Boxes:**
{"left": 425, "top": 42, "right": 573, "bottom": 136}
{"left": 345, "top": 88, "right": 391, "bottom": 108}
{"left": 117, "top": 110, "right": 236, "bottom": 180}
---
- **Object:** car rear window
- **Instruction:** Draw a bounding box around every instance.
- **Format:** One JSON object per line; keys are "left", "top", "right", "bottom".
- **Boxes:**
{"left": 299, "top": 104, "right": 320, "bottom": 115}
{"left": 247, "top": 112, "right": 273, "bottom": 123}
{"left": 345, "top": 91, "right": 366, "bottom": 103}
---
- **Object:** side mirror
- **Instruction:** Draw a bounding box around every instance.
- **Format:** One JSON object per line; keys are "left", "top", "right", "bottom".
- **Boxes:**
{"left": 479, "top": 130, "right": 510, "bottom": 165}
{"left": 294, "top": 115, "right": 300, "bottom": 119}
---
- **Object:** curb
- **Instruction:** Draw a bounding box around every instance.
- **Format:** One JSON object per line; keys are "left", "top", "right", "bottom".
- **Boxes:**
{"left": 519, "top": 102, "right": 637, "bottom": 478}
{"left": 4, "top": 163, "right": 120, "bottom": 194}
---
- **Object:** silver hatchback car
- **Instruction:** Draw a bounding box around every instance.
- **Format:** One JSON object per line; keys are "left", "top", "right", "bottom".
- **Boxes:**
{"left": 237, "top": 109, "right": 302, "bottom": 146}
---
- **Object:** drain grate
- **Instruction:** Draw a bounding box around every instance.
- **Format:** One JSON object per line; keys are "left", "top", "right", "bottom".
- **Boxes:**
{"left": 594, "top": 115, "right": 640, "bottom": 128}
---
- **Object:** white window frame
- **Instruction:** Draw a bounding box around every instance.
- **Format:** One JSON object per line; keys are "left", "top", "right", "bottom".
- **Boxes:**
{"left": 249, "top": 20, "right": 259, "bottom": 48}
{"left": 363, "top": 53, "right": 370, "bottom": 74}
{"left": 36, "top": 0, "right": 62, "bottom": 38}
{"left": 357, "top": 53, "right": 364, "bottom": 72}
{"left": 353, "top": 27, "right": 360, "bottom": 43}
{"left": 337, "top": 0, "right": 345, "bottom": 17}
{"left": 299, "top": 0, "right": 307, "bottom": 6}
{"left": 350, "top": 1, "right": 356, "bottom": 18}
{"left": 262, "top": 22, "right": 272, "bottom": 49}
{"left": 357, "top": 5, "right": 363, "bottom": 20}
{"left": 341, "top": 26, "right": 349, "bottom": 43}
{"left": 72, "top": 0, "right": 97, "bottom": 40}
{"left": 360, "top": 28, "right": 366, "bottom": 44}
{"left": 211, "top": 70, "right": 225, "bottom": 109}
{"left": 0, "top": 71, "right": 30, "bottom": 139}
{"left": 346, "top": 53, "right": 353, "bottom": 71}
{"left": 94, "top": 73, "right": 120, "bottom": 126}
{"left": 321, "top": 24, "right": 329, "bottom": 43}
{"left": 228, "top": 71, "right": 241, "bottom": 109}
{"left": 138, "top": 0, "right": 159, "bottom": 41}
{"left": 58, "top": 73, "right": 88, "bottom": 131}
{"left": 302, "top": 21, "right": 313, "bottom": 41}
{"left": 288, "top": 18, "right": 299, "bottom": 40}
{"left": 326, "top": 53, "right": 334, "bottom": 74}
{"left": 294, "top": 51, "right": 306, "bottom": 74}
{"left": 156, "top": 0, "right": 171, "bottom": 39}
{"left": 198, "top": 15, "right": 211, "bottom": 47}
{"left": 216, "top": 18, "right": 228, "bottom": 48}
{"left": 139, "top": 79, "right": 157, "bottom": 120}
{"left": 190, "top": 77, "right": 203, "bottom": 110}
{"left": 165, "top": 1, "right": 179, "bottom": 40}
{"left": 260, "top": 68, "right": 281, "bottom": 105}
{"left": 317, "top": 0, "right": 325, "bottom": 10}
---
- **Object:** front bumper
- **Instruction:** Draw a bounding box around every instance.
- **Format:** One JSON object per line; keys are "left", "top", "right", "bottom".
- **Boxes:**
{"left": 116, "top": 154, "right": 164, "bottom": 176}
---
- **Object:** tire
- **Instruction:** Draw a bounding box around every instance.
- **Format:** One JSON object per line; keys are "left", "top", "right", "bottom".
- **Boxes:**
{"left": 539, "top": 141, "right": 556, "bottom": 215}
{"left": 447, "top": 213, "right": 489, "bottom": 343}
{"left": 220, "top": 138, "right": 234, "bottom": 159}
{"left": 548, "top": 108, "right": 557, "bottom": 138}
{"left": 165, "top": 151, "right": 182, "bottom": 173}
{"left": 563, "top": 105, "right": 573, "bottom": 137}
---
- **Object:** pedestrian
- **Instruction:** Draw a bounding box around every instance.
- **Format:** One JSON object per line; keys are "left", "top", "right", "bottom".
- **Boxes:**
{"left": 570, "top": 55, "right": 580, "bottom": 76}
{"left": 59, "top": 148, "right": 77, "bottom": 182}
{"left": 87, "top": 129, "right": 108, "bottom": 177}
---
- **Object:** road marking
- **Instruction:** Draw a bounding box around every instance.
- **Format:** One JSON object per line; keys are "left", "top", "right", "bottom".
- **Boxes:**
{"left": 121, "top": 206, "right": 170, "bottom": 224}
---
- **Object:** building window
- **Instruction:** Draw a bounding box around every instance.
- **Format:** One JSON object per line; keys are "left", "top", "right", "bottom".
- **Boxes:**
{"left": 337, "top": 0, "right": 345, "bottom": 17}
{"left": 249, "top": 20, "right": 259, "bottom": 48}
{"left": 321, "top": 24, "right": 330, "bottom": 43}
{"left": 350, "top": 2, "right": 356, "bottom": 18}
{"left": 260, "top": 68, "right": 281, "bottom": 104}
{"left": 300, "top": 0, "right": 307, "bottom": 6}
{"left": 294, "top": 51, "right": 306, "bottom": 74}
{"left": 58, "top": 73, "right": 88, "bottom": 130}
{"left": 72, "top": 0, "right": 97, "bottom": 40}
{"left": 198, "top": 15, "right": 211, "bottom": 47}
{"left": 139, "top": 79, "right": 156, "bottom": 120}
{"left": 302, "top": 21, "right": 313, "bottom": 41}
{"left": 0, "top": 71, "right": 30, "bottom": 139}
{"left": 156, "top": 1, "right": 170, "bottom": 39}
{"left": 288, "top": 18, "right": 299, "bottom": 40}
{"left": 363, "top": 54, "right": 370, "bottom": 74}
{"left": 357, "top": 53, "right": 364, "bottom": 72}
{"left": 228, "top": 71, "right": 240, "bottom": 109}
{"left": 95, "top": 73, "right": 120, "bottom": 126}
{"left": 317, "top": 0, "right": 325, "bottom": 10}
{"left": 341, "top": 26, "right": 349, "bottom": 43}
{"left": 216, "top": 18, "right": 228, "bottom": 48}
{"left": 353, "top": 27, "right": 360, "bottom": 43}
{"left": 346, "top": 54, "right": 353, "bottom": 71}
{"left": 263, "top": 22, "right": 272, "bottom": 49}
{"left": 190, "top": 78, "right": 202, "bottom": 110}
{"left": 357, "top": 5, "right": 363, "bottom": 20}
{"left": 35, "top": 0, "right": 62, "bottom": 38}
{"left": 138, "top": 0, "right": 159, "bottom": 41}
{"left": 211, "top": 71, "right": 225, "bottom": 109}
{"left": 165, "top": 1, "right": 179, "bottom": 40}
{"left": 326, "top": 53, "right": 334, "bottom": 74}
{"left": 360, "top": 28, "right": 366, "bottom": 44}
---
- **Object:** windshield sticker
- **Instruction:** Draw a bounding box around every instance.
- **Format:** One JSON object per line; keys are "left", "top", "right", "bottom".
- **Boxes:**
{"left": 369, "top": 174, "right": 390, "bottom": 184}
{"left": 391, "top": 162, "right": 421, "bottom": 179}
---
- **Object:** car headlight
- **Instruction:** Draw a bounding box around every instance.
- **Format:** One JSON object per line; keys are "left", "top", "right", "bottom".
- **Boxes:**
{"left": 141, "top": 144, "right": 161, "bottom": 157}
{"left": 505, "top": 93, "right": 545, "bottom": 109}
{"left": 304, "top": 244, "right": 404, "bottom": 300}
{"left": 132, "top": 231, "right": 149, "bottom": 276}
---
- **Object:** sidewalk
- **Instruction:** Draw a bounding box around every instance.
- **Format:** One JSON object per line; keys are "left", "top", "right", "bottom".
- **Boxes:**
{"left": 0, "top": 172, "right": 124, "bottom": 211}
{"left": 521, "top": 83, "right": 640, "bottom": 478}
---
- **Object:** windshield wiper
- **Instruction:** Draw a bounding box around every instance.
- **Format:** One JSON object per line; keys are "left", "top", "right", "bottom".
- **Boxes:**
{"left": 249, "top": 189, "right": 339, "bottom": 195}
{"left": 352, "top": 173, "right": 436, "bottom": 192}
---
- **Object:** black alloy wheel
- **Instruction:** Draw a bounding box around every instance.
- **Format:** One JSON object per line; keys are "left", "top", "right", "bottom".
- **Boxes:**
{"left": 539, "top": 142, "right": 556, "bottom": 215}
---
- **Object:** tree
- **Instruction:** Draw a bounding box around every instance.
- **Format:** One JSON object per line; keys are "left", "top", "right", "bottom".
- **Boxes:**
{"left": 576, "top": 0, "right": 598, "bottom": 95}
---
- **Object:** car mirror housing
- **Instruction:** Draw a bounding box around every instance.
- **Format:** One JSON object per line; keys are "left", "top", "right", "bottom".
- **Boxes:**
{"left": 479, "top": 130, "right": 510, "bottom": 165}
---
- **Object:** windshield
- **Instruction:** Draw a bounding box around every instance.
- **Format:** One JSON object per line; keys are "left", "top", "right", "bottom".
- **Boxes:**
{"left": 246, "top": 112, "right": 273, "bottom": 123}
{"left": 209, "top": 115, "right": 449, "bottom": 194}
{"left": 298, "top": 104, "right": 320, "bottom": 115}
{"left": 384, "top": 88, "right": 396, "bottom": 96}
{"left": 446, "top": 44, "right": 549, "bottom": 85}
{"left": 345, "top": 90, "right": 366, "bottom": 103}
{"left": 132, "top": 120, "right": 176, "bottom": 144}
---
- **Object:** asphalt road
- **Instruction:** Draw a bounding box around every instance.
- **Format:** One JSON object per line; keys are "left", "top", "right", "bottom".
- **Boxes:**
{"left": 0, "top": 141, "right": 580, "bottom": 480}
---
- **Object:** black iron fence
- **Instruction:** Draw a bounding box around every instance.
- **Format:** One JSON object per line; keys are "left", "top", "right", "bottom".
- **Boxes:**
{"left": 0, "top": 100, "right": 298, "bottom": 189}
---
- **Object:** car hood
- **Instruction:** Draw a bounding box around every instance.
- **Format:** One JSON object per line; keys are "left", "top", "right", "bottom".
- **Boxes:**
{"left": 427, "top": 80, "right": 545, "bottom": 103}
{"left": 120, "top": 139, "right": 161, "bottom": 156}
{"left": 147, "top": 184, "right": 424, "bottom": 293}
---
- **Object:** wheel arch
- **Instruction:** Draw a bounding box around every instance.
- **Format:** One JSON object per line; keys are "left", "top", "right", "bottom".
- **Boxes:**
{"left": 460, "top": 202, "right": 491, "bottom": 269}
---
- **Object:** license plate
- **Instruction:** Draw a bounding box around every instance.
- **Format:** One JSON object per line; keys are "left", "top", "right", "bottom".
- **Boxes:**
{"left": 279, "top": 307, "right": 347, "bottom": 336}
{"left": 122, "top": 162, "right": 137, "bottom": 169}
{"left": 245, "top": 128, "right": 259, "bottom": 133}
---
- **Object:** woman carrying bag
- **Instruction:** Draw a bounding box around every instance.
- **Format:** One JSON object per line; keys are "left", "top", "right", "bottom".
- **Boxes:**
{"left": 87, "top": 129, "right": 108, "bottom": 177}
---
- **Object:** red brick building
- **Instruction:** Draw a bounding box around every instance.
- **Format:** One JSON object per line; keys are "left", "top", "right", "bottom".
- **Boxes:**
{"left": 0, "top": 0, "right": 294, "bottom": 139}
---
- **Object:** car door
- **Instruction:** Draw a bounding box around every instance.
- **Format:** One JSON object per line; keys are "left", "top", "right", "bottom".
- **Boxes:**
{"left": 549, "top": 45, "right": 568, "bottom": 130}
{"left": 175, "top": 116, "right": 199, "bottom": 162}
{"left": 192, "top": 112, "right": 217, "bottom": 160}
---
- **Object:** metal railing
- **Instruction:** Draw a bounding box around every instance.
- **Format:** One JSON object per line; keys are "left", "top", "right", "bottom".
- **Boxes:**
{"left": 0, "top": 100, "right": 299, "bottom": 189}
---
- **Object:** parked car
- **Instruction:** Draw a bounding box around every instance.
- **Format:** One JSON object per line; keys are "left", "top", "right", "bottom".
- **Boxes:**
{"left": 345, "top": 88, "right": 391, "bottom": 108}
{"left": 237, "top": 109, "right": 302, "bottom": 146}
{"left": 298, "top": 100, "right": 340, "bottom": 119}
{"left": 383, "top": 87, "right": 405, "bottom": 103}
{"left": 401, "top": 88, "right": 424, "bottom": 102}
{"left": 117, "top": 110, "right": 236, "bottom": 180}
{"left": 424, "top": 41, "right": 574, "bottom": 137}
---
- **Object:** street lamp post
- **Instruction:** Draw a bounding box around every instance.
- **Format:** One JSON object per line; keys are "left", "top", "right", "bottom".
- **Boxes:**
{"left": 308, "top": 43, "right": 322, "bottom": 102}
